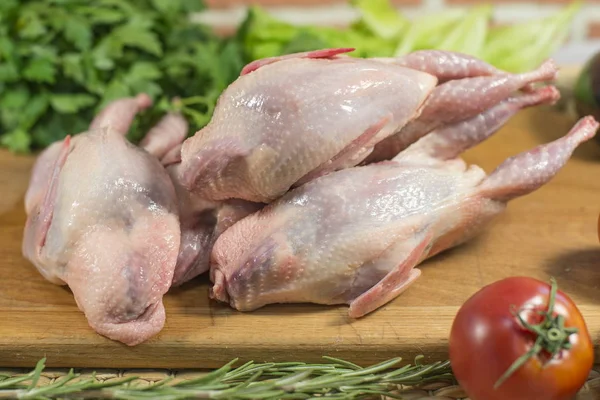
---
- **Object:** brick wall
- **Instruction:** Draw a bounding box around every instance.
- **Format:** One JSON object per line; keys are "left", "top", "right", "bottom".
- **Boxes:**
{"left": 195, "top": 0, "right": 600, "bottom": 44}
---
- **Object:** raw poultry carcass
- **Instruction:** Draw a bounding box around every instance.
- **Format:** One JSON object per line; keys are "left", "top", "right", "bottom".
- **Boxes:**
{"left": 166, "top": 183, "right": 262, "bottom": 286}
{"left": 179, "top": 48, "right": 558, "bottom": 204}
{"left": 365, "top": 55, "right": 558, "bottom": 162}
{"left": 22, "top": 95, "right": 181, "bottom": 346}
{"left": 138, "top": 111, "right": 263, "bottom": 286}
{"left": 210, "top": 87, "right": 598, "bottom": 318}
{"left": 24, "top": 95, "right": 154, "bottom": 214}
{"left": 179, "top": 48, "right": 436, "bottom": 203}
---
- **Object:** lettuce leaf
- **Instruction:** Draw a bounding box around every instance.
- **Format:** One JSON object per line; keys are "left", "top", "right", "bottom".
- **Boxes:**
{"left": 238, "top": 0, "right": 578, "bottom": 76}
{"left": 394, "top": 9, "right": 465, "bottom": 56}
{"left": 237, "top": 6, "right": 303, "bottom": 60}
{"left": 436, "top": 5, "right": 491, "bottom": 57}
{"left": 482, "top": 1, "right": 581, "bottom": 72}
{"left": 350, "top": 0, "right": 408, "bottom": 40}
{"left": 237, "top": 4, "right": 397, "bottom": 62}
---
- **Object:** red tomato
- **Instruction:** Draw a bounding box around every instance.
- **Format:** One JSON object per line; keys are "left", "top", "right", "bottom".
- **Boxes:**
{"left": 449, "top": 277, "right": 594, "bottom": 400}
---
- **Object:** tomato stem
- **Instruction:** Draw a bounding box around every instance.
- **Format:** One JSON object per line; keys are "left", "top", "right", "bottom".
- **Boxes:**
{"left": 494, "top": 278, "right": 579, "bottom": 390}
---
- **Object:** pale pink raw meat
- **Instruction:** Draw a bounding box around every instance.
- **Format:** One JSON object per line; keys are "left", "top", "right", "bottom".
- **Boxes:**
{"left": 24, "top": 94, "right": 152, "bottom": 214}
{"left": 179, "top": 49, "right": 559, "bottom": 204}
{"left": 365, "top": 59, "right": 558, "bottom": 162}
{"left": 373, "top": 50, "right": 505, "bottom": 81}
{"left": 139, "top": 111, "right": 189, "bottom": 163}
{"left": 139, "top": 112, "right": 263, "bottom": 285}
{"left": 209, "top": 88, "right": 596, "bottom": 318}
{"left": 167, "top": 163, "right": 262, "bottom": 286}
{"left": 179, "top": 48, "right": 438, "bottom": 203}
{"left": 22, "top": 95, "right": 180, "bottom": 346}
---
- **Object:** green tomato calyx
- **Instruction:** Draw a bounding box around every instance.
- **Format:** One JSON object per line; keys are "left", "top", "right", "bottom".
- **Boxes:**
{"left": 494, "top": 277, "right": 579, "bottom": 389}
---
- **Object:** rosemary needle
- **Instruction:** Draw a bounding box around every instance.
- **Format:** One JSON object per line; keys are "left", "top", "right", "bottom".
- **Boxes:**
{"left": 0, "top": 356, "right": 455, "bottom": 400}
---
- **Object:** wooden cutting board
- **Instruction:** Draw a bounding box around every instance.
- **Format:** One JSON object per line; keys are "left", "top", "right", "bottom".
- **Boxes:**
{"left": 2, "top": 105, "right": 600, "bottom": 369}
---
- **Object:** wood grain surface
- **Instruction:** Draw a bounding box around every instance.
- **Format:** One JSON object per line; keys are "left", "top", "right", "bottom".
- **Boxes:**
{"left": 1, "top": 106, "right": 600, "bottom": 369}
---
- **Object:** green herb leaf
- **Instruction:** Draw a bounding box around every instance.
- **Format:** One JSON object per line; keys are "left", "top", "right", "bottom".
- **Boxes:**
{"left": 217, "top": 40, "right": 246, "bottom": 85}
{"left": 81, "top": 52, "right": 105, "bottom": 94}
{"left": 0, "top": 0, "right": 19, "bottom": 15}
{"left": 21, "top": 94, "right": 50, "bottom": 130}
{"left": 50, "top": 93, "right": 96, "bottom": 114}
{"left": 23, "top": 58, "right": 56, "bottom": 83}
{"left": 238, "top": 6, "right": 302, "bottom": 60}
{"left": 18, "top": 10, "right": 47, "bottom": 39}
{"left": 100, "top": 79, "right": 131, "bottom": 109}
{"left": 46, "top": 6, "right": 69, "bottom": 34}
{"left": 127, "top": 62, "right": 163, "bottom": 82}
{"left": 62, "top": 53, "right": 85, "bottom": 84}
{"left": 1, "top": 87, "right": 29, "bottom": 129}
{"left": 1, "top": 129, "right": 32, "bottom": 153}
{"left": 26, "top": 45, "right": 59, "bottom": 62}
{"left": 32, "top": 112, "right": 90, "bottom": 147}
{"left": 1, "top": 86, "right": 30, "bottom": 110}
{"left": 78, "top": 7, "right": 125, "bottom": 25}
{"left": 280, "top": 31, "right": 328, "bottom": 55}
{"left": 63, "top": 17, "right": 93, "bottom": 51}
{"left": 97, "top": 0, "right": 137, "bottom": 16}
{"left": 1, "top": 0, "right": 219, "bottom": 152}
{"left": 151, "top": 0, "right": 179, "bottom": 14}
{"left": 129, "top": 80, "right": 163, "bottom": 99}
{"left": 162, "top": 52, "right": 197, "bottom": 82}
{"left": 0, "top": 356, "right": 454, "bottom": 399}
{"left": 114, "top": 20, "right": 163, "bottom": 56}
{"left": 46, "top": 0, "right": 75, "bottom": 5}
{"left": 180, "top": 0, "right": 206, "bottom": 13}
{"left": 0, "top": 63, "right": 19, "bottom": 83}
{"left": 89, "top": 43, "right": 116, "bottom": 71}
{"left": 0, "top": 37, "right": 15, "bottom": 60}
{"left": 93, "top": 54, "right": 115, "bottom": 71}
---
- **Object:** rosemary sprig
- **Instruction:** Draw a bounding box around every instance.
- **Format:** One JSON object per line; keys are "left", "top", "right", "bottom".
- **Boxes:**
{"left": 0, "top": 356, "right": 454, "bottom": 400}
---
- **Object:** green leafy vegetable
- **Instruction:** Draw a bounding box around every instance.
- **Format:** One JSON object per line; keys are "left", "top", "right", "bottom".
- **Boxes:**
{"left": 1, "top": 86, "right": 30, "bottom": 130}
{"left": 0, "top": 0, "right": 580, "bottom": 154}
{"left": 436, "top": 5, "right": 492, "bottom": 56}
{"left": 63, "top": 17, "right": 93, "bottom": 51}
{"left": 0, "top": 0, "right": 245, "bottom": 153}
{"left": 238, "top": 4, "right": 397, "bottom": 61}
{"left": 482, "top": 1, "right": 581, "bottom": 72}
{"left": 350, "top": 0, "right": 408, "bottom": 40}
{"left": 18, "top": 10, "right": 47, "bottom": 39}
{"left": 394, "top": 9, "right": 465, "bottom": 56}
{"left": 239, "top": 0, "right": 579, "bottom": 74}
{"left": 50, "top": 94, "right": 96, "bottom": 114}
{"left": 1, "top": 129, "right": 31, "bottom": 153}
{"left": 23, "top": 57, "right": 56, "bottom": 84}
{"left": 21, "top": 95, "right": 50, "bottom": 130}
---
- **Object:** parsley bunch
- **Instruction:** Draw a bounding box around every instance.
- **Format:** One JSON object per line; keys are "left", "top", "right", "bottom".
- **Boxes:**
{"left": 0, "top": 0, "right": 246, "bottom": 153}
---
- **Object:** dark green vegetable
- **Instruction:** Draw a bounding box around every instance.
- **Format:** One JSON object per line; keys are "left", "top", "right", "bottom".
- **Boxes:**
{"left": 0, "top": 0, "right": 246, "bottom": 153}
